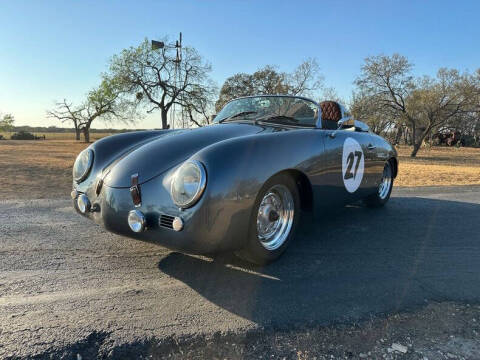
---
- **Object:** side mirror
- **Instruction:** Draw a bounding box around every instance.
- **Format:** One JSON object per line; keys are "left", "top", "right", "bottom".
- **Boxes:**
{"left": 330, "top": 117, "right": 355, "bottom": 139}
{"left": 337, "top": 117, "right": 355, "bottom": 129}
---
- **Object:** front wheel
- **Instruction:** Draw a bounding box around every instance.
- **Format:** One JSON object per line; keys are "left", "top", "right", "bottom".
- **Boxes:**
{"left": 235, "top": 174, "right": 300, "bottom": 265}
{"left": 365, "top": 160, "right": 394, "bottom": 208}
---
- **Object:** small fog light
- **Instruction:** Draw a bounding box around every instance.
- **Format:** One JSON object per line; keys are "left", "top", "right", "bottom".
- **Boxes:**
{"left": 172, "top": 217, "right": 184, "bottom": 232}
{"left": 77, "top": 194, "right": 91, "bottom": 213}
{"left": 128, "top": 210, "right": 146, "bottom": 233}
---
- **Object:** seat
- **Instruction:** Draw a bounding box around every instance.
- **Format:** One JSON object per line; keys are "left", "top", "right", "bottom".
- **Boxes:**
{"left": 319, "top": 101, "right": 342, "bottom": 129}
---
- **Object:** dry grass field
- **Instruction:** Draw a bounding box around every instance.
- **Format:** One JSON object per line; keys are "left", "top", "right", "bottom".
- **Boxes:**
{"left": 396, "top": 145, "right": 480, "bottom": 187}
{"left": 0, "top": 131, "right": 112, "bottom": 141}
{"left": 0, "top": 140, "right": 90, "bottom": 199}
{"left": 0, "top": 136, "right": 479, "bottom": 199}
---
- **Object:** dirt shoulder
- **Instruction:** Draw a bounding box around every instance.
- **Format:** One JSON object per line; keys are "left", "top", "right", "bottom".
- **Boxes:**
{"left": 31, "top": 302, "right": 480, "bottom": 359}
{"left": 0, "top": 140, "right": 479, "bottom": 200}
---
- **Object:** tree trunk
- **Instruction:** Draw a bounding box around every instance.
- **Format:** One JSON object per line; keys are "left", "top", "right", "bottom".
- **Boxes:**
{"left": 161, "top": 109, "right": 169, "bottom": 129}
{"left": 75, "top": 127, "right": 81, "bottom": 141}
{"left": 82, "top": 126, "right": 90, "bottom": 143}
{"left": 411, "top": 126, "right": 432, "bottom": 157}
{"left": 410, "top": 123, "right": 416, "bottom": 149}
{"left": 394, "top": 124, "right": 403, "bottom": 145}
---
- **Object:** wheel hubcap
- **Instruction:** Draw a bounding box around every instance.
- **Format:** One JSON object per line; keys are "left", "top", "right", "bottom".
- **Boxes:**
{"left": 256, "top": 184, "right": 294, "bottom": 251}
{"left": 378, "top": 162, "right": 393, "bottom": 200}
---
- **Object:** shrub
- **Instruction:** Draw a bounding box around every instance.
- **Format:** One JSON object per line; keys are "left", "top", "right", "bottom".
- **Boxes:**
{"left": 10, "top": 131, "right": 37, "bottom": 140}
{"left": 0, "top": 134, "right": 4, "bottom": 140}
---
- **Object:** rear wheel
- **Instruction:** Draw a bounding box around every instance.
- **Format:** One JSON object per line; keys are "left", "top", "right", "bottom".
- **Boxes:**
{"left": 235, "top": 173, "right": 300, "bottom": 265}
{"left": 365, "top": 160, "right": 394, "bottom": 208}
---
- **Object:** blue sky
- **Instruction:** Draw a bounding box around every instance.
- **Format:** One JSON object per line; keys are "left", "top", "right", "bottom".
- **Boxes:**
{"left": 1, "top": 0, "right": 479, "bottom": 129}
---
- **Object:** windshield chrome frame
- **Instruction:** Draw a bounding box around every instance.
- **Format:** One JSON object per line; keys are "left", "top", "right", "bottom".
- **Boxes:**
{"left": 216, "top": 95, "right": 322, "bottom": 129}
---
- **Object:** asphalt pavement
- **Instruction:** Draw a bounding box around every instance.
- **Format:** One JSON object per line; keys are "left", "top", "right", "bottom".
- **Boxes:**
{"left": 1, "top": 186, "right": 480, "bottom": 358}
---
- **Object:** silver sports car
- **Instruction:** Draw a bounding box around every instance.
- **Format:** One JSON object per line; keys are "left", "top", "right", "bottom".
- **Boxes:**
{"left": 71, "top": 95, "right": 398, "bottom": 264}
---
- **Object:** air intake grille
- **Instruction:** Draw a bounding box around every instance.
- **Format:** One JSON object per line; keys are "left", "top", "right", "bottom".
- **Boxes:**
{"left": 159, "top": 214, "right": 175, "bottom": 229}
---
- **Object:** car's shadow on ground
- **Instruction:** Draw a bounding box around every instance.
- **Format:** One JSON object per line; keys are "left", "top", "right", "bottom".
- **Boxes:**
{"left": 158, "top": 197, "right": 480, "bottom": 327}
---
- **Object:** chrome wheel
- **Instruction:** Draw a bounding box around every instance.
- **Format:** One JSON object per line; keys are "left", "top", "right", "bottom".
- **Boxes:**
{"left": 378, "top": 162, "right": 393, "bottom": 200}
{"left": 256, "top": 184, "right": 294, "bottom": 251}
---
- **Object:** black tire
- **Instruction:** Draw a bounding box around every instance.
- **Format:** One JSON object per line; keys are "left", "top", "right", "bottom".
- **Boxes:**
{"left": 365, "top": 160, "right": 394, "bottom": 208}
{"left": 235, "top": 173, "right": 301, "bottom": 265}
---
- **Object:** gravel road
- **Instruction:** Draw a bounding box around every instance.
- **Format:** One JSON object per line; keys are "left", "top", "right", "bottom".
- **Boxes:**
{"left": 1, "top": 186, "right": 480, "bottom": 358}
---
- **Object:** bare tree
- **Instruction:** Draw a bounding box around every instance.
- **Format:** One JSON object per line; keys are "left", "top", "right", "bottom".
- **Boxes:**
{"left": 319, "top": 87, "right": 346, "bottom": 105}
{"left": 287, "top": 58, "right": 324, "bottom": 96}
{"left": 355, "top": 54, "right": 417, "bottom": 146}
{"left": 350, "top": 91, "right": 398, "bottom": 138}
{"left": 177, "top": 80, "right": 217, "bottom": 127}
{"left": 405, "top": 69, "right": 480, "bottom": 155}
{"left": 47, "top": 99, "right": 83, "bottom": 140}
{"left": 47, "top": 77, "right": 137, "bottom": 142}
{"left": 107, "top": 38, "right": 213, "bottom": 129}
{"left": 355, "top": 54, "right": 480, "bottom": 155}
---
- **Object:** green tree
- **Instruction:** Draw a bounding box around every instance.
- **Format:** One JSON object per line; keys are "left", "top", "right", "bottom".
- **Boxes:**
{"left": 216, "top": 59, "right": 323, "bottom": 112}
{"left": 0, "top": 113, "right": 15, "bottom": 132}
{"left": 107, "top": 38, "right": 213, "bottom": 129}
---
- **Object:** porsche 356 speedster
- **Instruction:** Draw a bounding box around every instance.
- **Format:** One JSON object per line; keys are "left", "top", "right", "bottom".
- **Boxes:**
{"left": 71, "top": 95, "right": 398, "bottom": 264}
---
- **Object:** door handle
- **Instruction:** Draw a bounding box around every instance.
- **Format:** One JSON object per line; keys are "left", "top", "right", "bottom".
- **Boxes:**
{"left": 367, "top": 144, "right": 376, "bottom": 150}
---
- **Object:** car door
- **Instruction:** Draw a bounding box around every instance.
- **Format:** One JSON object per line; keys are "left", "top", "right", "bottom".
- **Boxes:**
{"left": 321, "top": 127, "right": 377, "bottom": 203}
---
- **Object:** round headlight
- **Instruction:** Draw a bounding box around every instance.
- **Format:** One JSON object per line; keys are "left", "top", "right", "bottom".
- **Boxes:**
{"left": 171, "top": 160, "right": 207, "bottom": 209}
{"left": 73, "top": 149, "right": 94, "bottom": 183}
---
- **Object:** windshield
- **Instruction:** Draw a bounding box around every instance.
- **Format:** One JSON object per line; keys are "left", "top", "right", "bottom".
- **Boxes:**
{"left": 215, "top": 96, "right": 319, "bottom": 127}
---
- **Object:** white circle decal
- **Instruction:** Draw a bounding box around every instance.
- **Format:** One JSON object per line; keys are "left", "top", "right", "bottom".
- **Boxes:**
{"left": 342, "top": 137, "right": 364, "bottom": 193}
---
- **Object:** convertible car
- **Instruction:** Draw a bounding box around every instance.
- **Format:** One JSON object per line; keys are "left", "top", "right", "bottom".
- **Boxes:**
{"left": 71, "top": 95, "right": 397, "bottom": 264}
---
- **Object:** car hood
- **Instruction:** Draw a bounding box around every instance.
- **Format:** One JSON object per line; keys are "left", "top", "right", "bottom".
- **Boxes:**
{"left": 103, "top": 122, "right": 265, "bottom": 188}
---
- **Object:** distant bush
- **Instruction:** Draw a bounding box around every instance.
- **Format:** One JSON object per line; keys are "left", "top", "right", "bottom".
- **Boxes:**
{"left": 0, "top": 134, "right": 4, "bottom": 140}
{"left": 10, "top": 131, "right": 40, "bottom": 140}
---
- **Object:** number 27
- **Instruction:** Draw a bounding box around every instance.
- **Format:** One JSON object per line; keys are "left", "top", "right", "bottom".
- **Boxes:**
{"left": 344, "top": 151, "right": 362, "bottom": 180}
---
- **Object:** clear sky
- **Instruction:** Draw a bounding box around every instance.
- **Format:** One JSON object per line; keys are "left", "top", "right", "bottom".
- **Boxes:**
{"left": 1, "top": 0, "right": 479, "bottom": 129}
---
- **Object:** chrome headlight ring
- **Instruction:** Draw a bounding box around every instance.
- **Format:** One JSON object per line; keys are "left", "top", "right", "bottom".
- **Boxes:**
{"left": 73, "top": 149, "right": 94, "bottom": 183}
{"left": 170, "top": 160, "right": 207, "bottom": 209}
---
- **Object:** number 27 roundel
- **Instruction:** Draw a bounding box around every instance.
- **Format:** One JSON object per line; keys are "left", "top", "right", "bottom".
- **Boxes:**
{"left": 342, "top": 137, "right": 365, "bottom": 193}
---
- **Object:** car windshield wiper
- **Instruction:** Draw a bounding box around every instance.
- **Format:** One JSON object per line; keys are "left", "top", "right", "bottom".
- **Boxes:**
{"left": 256, "top": 115, "right": 300, "bottom": 125}
{"left": 218, "top": 111, "right": 257, "bottom": 123}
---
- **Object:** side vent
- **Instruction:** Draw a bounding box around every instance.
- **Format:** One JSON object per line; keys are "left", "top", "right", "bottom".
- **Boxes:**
{"left": 159, "top": 214, "right": 175, "bottom": 229}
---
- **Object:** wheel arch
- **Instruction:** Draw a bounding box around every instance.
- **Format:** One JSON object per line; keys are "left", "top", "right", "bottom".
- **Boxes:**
{"left": 264, "top": 169, "right": 314, "bottom": 212}
{"left": 389, "top": 157, "right": 398, "bottom": 179}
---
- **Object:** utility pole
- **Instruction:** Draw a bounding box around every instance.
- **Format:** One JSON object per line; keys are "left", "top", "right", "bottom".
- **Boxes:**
{"left": 151, "top": 32, "right": 182, "bottom": 129}
{"left": 172, "top": 32, "right": 182, "bottom": 129}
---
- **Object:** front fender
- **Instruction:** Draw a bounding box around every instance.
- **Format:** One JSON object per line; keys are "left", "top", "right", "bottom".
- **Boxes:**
{"left": 75, "top": 130, "right": 170, "bottom": 193}
{"left": 188, "top": 129, "right": 321, "bottom": 249}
